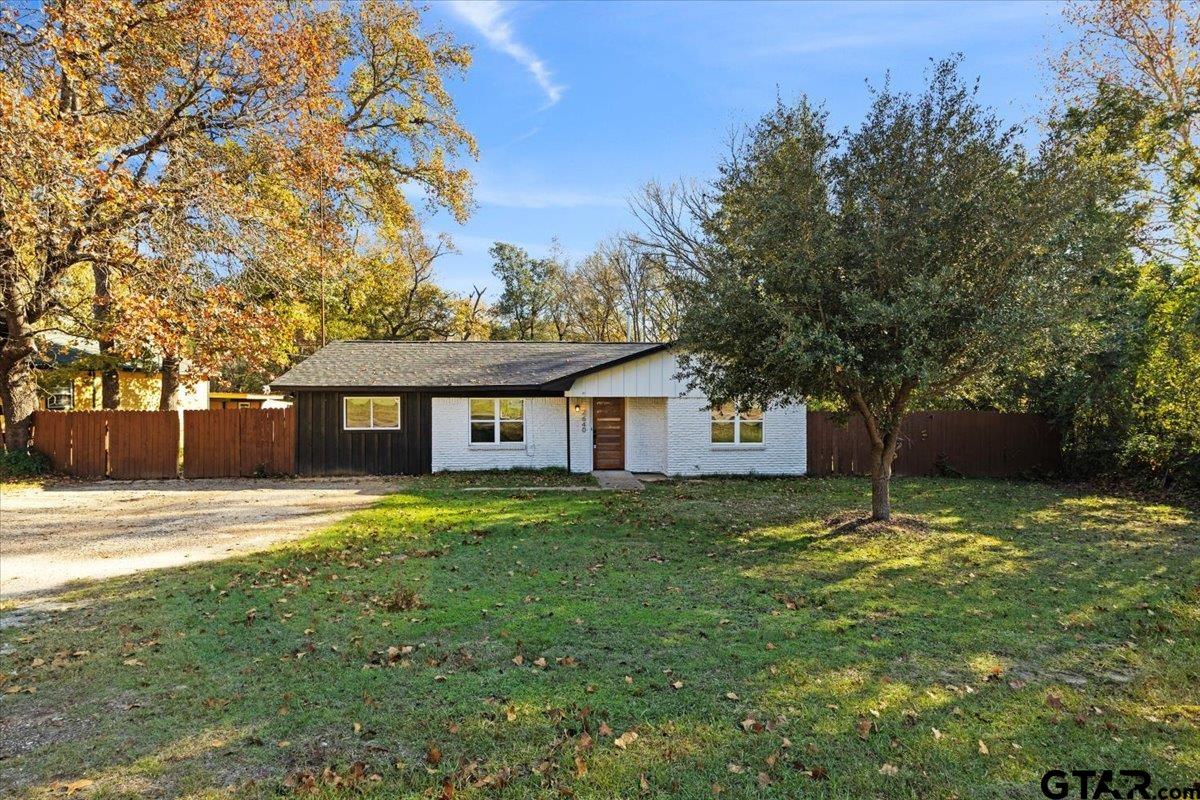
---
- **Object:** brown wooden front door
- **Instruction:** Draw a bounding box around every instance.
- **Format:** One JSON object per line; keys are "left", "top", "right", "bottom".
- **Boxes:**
{"left": 592, "top": 398, "right": 625, "bottom": 470}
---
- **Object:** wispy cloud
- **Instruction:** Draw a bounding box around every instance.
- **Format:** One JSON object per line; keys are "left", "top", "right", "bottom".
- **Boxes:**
{"left": 446, "top": 0, "right": 565, "bottom": 107}
{"left": 474, "top": 184, "right": 624, "bottom": 209}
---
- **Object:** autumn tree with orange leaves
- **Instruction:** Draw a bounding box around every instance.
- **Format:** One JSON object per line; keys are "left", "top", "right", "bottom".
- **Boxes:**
{"left": 0, "top": 0, "right": 475, "bottom": 446}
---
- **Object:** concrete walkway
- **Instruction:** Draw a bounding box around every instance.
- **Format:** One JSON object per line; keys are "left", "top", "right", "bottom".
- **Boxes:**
{"left": 591, "top": 470, "right": 645, "bottom": 491}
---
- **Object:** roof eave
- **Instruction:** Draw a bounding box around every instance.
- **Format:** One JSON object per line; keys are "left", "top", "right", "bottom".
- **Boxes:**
{"left": 268, "top": 383, "right": 570, "bottom": 397}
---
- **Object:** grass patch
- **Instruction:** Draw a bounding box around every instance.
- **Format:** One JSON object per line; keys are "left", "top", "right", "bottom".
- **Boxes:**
{"left": 1, "top": 477, "right": 1197, "bottom": 799}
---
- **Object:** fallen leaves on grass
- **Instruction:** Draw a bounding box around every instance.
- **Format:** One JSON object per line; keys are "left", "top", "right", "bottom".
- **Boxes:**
{"left": 856, "top": 718, "right": 874, "bottom": 739}
{"left": 741, "top": 716, "right": 764, "bottom": 733}
{"left": 56, "top": 779, "right": 94, "bottom": 795}
{"left": 382, "top": 586, "right": 424, "bottom": 612}
{"left": 879, "top": 763, "right": 899, "bottom": 776}
{"left": 614, "top": 730, "right": 639, "bottom": 749}
{"left": 978, "top": 740, "right": 989, "bottom": 756}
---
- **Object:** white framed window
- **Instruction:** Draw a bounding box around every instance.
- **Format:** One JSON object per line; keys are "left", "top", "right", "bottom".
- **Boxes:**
{"left": 469, "top": 398, "right": 524, "bottom": 445}
{"left": 711, "top": 403, "right": 764, "bottom": 445}
{"left": 343, "top": 396, "right": 402, "bottom": 430}
{"left": 46, "top": 384, "right": 73, "bottom": 411}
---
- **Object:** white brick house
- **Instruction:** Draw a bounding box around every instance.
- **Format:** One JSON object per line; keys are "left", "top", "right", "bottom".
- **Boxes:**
{"left": 272, "top": 341, "right": 807, "bottom": 477}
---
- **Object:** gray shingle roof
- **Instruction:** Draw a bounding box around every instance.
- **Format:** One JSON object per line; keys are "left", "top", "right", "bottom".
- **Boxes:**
{"left": 270, "top": 340, "right": 669, "bottom": 391}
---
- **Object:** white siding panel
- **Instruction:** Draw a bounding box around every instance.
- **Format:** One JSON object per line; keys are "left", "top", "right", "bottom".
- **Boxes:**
{"left": 567, "top": 349, "right": 698, "bottom": 398}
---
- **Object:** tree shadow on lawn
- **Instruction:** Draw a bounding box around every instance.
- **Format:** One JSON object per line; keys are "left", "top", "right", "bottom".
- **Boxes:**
{"left": 0, "top": 478, "right": 1197, "bottom": 799}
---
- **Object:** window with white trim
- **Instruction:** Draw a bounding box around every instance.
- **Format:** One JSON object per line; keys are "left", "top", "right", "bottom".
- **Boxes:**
{"left": 343, "top": 396, "right": 401, "bottom": 430}
{"left": 711, "top": 403, "right": 763, "bottom": 444}
{"left": 470, "top": 398, "right": 524, "bottom": 444}
{"left": 46, "top": 384, "right": 73, "bottom": 411}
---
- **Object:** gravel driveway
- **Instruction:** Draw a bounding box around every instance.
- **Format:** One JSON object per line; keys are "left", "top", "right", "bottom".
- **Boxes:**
{"left": 0, "top": 478, "right": 396, "bottom": 603}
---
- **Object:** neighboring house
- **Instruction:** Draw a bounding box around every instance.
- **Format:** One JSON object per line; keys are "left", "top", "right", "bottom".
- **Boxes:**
{"left": 33, "top": 333, "right": 209, "bottom": 411}
{"left": 209, "top": 391, "right": 291, "bottom": 410}
{"left": 269, "top": 341, "right": 807, "bottom": 476}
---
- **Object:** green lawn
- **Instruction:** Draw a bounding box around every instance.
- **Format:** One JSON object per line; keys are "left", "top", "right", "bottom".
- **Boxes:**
{"left": 2, "top": 476, "right": 1197, "bottom": 799}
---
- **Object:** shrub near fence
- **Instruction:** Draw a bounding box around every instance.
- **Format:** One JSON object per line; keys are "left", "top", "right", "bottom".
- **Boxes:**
{"left": 30, "top": 408, "right": 294, "bottom": 480}
{"left": 806, "top": 410, "right": 1062, "bottom": 478}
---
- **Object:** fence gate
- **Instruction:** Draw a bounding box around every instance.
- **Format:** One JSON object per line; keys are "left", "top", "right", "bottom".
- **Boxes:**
{"left": 183, "top": 408, "right": 295, "bottom": 478}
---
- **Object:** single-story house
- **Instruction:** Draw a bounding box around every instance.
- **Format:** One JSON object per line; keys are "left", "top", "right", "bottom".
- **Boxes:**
{"left": 32, "top": 332, "right": 209, "bottom": 411}
{"left": 270, "top": 340, "right": 807, "bottom": 477}
{"left": 209, "top": 390, "right": 291, "bottom": 410}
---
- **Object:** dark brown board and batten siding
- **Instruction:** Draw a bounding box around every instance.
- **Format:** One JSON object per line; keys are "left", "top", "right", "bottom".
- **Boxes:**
{"left": 294, "top": 391, "right": 431, "bottom": 475}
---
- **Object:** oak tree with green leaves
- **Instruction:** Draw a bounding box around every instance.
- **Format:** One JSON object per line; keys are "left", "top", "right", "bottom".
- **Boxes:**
{"left": 636, "top": 59, "right": 1133, "bottom": 520}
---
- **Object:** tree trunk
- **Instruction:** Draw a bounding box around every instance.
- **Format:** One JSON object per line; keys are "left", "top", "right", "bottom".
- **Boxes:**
{"left": 92, "top": 264, "right": 121, "bottom": 409}
{"left": 0, "top": 327, "right": 38, "bottom": 452}
{"left": 848, "top": 383, "right": 914, "bottom": 523}
{"left": 869, "top": 445, "right": 893, "bottom": 521}
{"left": 158, "top": 354, "right": 181, "bottom": 410}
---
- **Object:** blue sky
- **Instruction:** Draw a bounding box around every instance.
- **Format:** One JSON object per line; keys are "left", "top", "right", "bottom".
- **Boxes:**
{"left": 422, "top": 0, "right": 1069, "bottom": 295}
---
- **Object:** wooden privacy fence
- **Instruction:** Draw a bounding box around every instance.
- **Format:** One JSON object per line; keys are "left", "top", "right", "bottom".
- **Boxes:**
{"left": 31, "top": 408, "right": 294, "bottom": 480}
{"left": 184, "top": 408, "right": 294, "bottom": 478}
{"left": 32, "top": 410, "right": 179, "bottom": 479}
{"left": 806, "top": 410, "right": 1061, "bottom": 478}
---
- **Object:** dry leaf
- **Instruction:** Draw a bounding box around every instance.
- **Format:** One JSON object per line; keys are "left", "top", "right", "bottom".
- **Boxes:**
{"left": 856, "top": 718, "right": 872, "bottom": 739}
{"left": 426, "top": 744, "right": 442, "bottom": 766}
{"left": 599, "top": 721, "right": 613, "bottom": 737}
{"left": 640, "top": 773, "right": 650, "bottom": 791}
{"left": 614, "top": 730, "right": 639, "bottom": 749}
{"left": 725, "top": 692, "right": 739, "bottom": 701}
{"left": 931, "top": 727, "right": 943, "bottom": 740}
{"left": 574, "top": 756, "right": 588, "bottom": 777}
{"left": 977, "top": 740, "right": 989, "bottom": 756}
{"left": 726, "top": 763, "right": 744, "bottom": 774}
{"left": 879, "top": 763, "right": 899, "bottom": 776}
{"left": 671, "top": 680, "right": 684, "bottom": 689}
{"left": 511, "top": 655, "right": 524, "bottom": 666}
{"left": 121, "top": 658, "right": 144, "bottom": 667}
{"left": 59, "top": 779, "right": 94, "bottom": 795}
